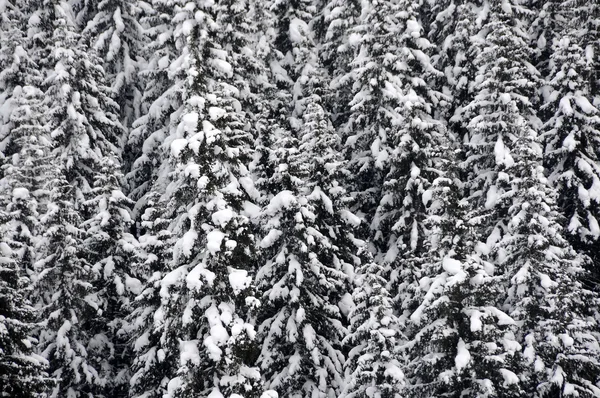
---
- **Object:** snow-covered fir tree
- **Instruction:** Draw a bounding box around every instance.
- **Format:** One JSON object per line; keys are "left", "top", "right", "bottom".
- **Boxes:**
{"left": 35, "top": 168, "right": 106, "bottom": 398}
{"left": 81, "top": 0, "right": 145, "bottom": 130}
{"left": 426, "top": 0, "right": 480, "bottom": 141}
{"left": 360, "top": 0, "right": 447, "bottom": 323}
{"left": 341, "top": 250, "right": 406, "bottom": 398}
{"left": 0, "top": 83, "right": 50, "bottom": 276}
{"left": 0, "top": 0, "right": 40, "bottom": 170}
{"left": 500, "top": 108, "right": 600, "bottom": 397}
{"left": 129, "top": 192, "right": 176, "bottom": 398}
{"left": 0, "top": 205, "right": 50, "bottom": 397}
{"left": 131, "top": 1, "right": 264, "bottom": 397}
{"left": 322, "top": 0, "right": 360, "bottom": 127}
{"left": 82, "top": 156, "right": 139, "bottom": 397}
{"left": 539, "top": 0, "right": 600, "bottom": 287}
{"left": 125, "top": 0, "right": 185, "bottom": 205}
{"left": 255, "top": 67, "right": 355, "bottom": 398}
{"left": 464, "top": 0, "right": 600, "bottom": 395}
{"left": 28, "top": 0, "right": 125, "bottom": 204}
{"left": 0, "top": 85, "right": 52, "bottom": 395}
{"left": 402, "top": 143, "right": 522, "bottom": 397}
{"left": 341, "top": 0, "right": 446, "bottom": 240}
{"left": 0, "top": 76, "right": 54, "bottom": 397}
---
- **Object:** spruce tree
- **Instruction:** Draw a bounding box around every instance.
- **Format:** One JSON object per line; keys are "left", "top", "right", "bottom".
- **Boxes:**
{"left": 341, "top": 0, "right": 445, "bottom": 233}
{"left": 322, "top": 0, "right": 360, "bottom": 127}
{"left": 0, "top": 206, "right": 50, "bottom": 398}
{"left": 464, "top": 0, "right": 600, "bottom": 395}
{"left": 29, "top": 0, "right": 125, "bottom": 203}
{"left": 129, "top": 193, "right": 175, "bottom": 398}
{"left": 256, "top": 68, "right": 354, "bottom": 398}
{"left": 360, "top": 0, "right": 446, "bottom": 319}
{"left": 403, "top": 143, "right": 523, "bottom": 397}
{"left": 83, "top": 156, "right": 139, "bottom": 397}
{"left": 540, "top": 0, "right": 600, "bottom": 286}
{"left": 35, "top": 169, "right": 106, "bottom": 398}
{"left": 341, "top": 251, "right": 406, "bottom": 398}
{"left": 0, "top": 0, "right": 40, "bottom": 169}
{"left": 0, "top": 71, "right": 53, "bottom": 398}
{"left": 427, "top": 0, "right": 479, "bottom": 141}
{"left": 81, "top": 0, "right": 145, "bottom": 130}
{"left": 125, "top": 0, "right": 184, "bottom": 204}
{"left": 500, "top": 115, "right": 600, "bottom": 397}
{"left": 131, "top": 1, "right": 264, "bottom": 396}
{"left": 0, "top": 86, "right": 52, "bottom": 394}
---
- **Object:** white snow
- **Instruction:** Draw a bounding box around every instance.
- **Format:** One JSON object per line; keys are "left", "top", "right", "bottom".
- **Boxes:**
{"left": 160, "top": 267, "right": 185, "bottom": 298}
{"left": 422, "top": 189, "right": 433, "bottom": 206}
{"left": 442, "top": 257, "right": 462, "bottom": 275}
{"left": 289, "top": 18, "right": 309, "bottom": 43}
{"left": 180, "top": 340, "right": 200, "bottom": 365}
{"left": 494, "top": 136, "right": 514, "bottom": 168}
{"left": 181, "top": 112, "right": 199, "bottom": 133}
{"left": 260, "top": 229, "right": 283, "bottom": 248}
{"left": 12, "top": 187, "right": 29, "bottom": 199}
{"left": 180, "top": 229, "right": 198, "bottom": 258}
{"left": 348, "top": 33, "right": 362, "bottom": 47}
{"left": 338, "top": 293, "right": 354, "bottom": 317}
{"left": 207, "top": 387, "right": 225, "bottom": 398}
{"left": 203, "top": 305, "right": 227, "bottom": 361}
{"left": 562, "top": 132, "right": 577, "bottom": 152}
{"left": 267, "top": 191, "right": 297, "bottom": 213}
{"left": 384, "top": 362, "right": 405, "bottom": 382}
{"left": 212, "top": 208, "right": 233, "bottom": 227}
{"left": 539, "top": 272, "right": 556, "bottom": 289}
{"left": 206, "top": 230, "right": 225, "bottom": 254}
{"left": 469, "top": 310, "right": 483, "bottom": 332}
{"left": 186, "top": 263, "right": 216, "bottom": 291}
{"left": 261, "top": 390, "right": 279, "bottom": 398}
{"left": 208, "top": 106, "right": 226, "bottom": 121}
{"left": 340, "top": 209, "right": 361, "bottom": 227}
{"left": 454, "top": 338, "right": 471, "bottom": 371}
{"left": 499, "top": 368, "right": 519, "bottom": 386}
{"left": 171, "top": 138, "right": 188, "bottom": 158}
{"left": 405, "top": 19, "right": 421, "bottom": 38}
{"left": 211, "top": 59, "right": 233, "bottom": 77}
{"left": 229, "top": 268, "right": 251, "bottom": 294}
{"left": 574, "top": 95, "right": 596, "bottom": 114}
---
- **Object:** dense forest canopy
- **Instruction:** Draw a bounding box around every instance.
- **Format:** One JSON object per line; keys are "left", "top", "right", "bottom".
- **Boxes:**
{"left": 1, "top": 0, "right": 600, "bottom": 397}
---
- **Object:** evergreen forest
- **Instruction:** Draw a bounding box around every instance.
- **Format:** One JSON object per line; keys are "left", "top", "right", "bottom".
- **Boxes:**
{"left": 2, "top": 0, "right": 600, "bottom": 396}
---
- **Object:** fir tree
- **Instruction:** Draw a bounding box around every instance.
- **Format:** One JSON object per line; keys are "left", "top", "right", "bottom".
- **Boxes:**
{"left": 132, "top": 1, "right": 264, "bottom": 396}
{"left": 129, "top": 193, "right": 176, "bottom": 398}
{"left": 0, "top": 88, "right": 52, "bottom": 394}
{"left": 29, "top": 0, "right": 126, "bottom": 202}
{"left": 341, "top": 0, "right": 445, "bottom": 233}
{"left": 0, "top": 83, "right": 53, "bottom": 398}
{"left": 500, "top": 115, "right": 600, "bottom": 397}
{"left": 0, "top": 206, "right": 50, "bottom": 398}
{"left": 0, "top": 84, "right": 50, "bottom": 276}
{"left": 125, "top": 0, "right": 185, "bottom": 204}
{"left": 81, "top": 0, "right": 145, "bottom": 129}
{"left": 341, "top": 251, "right": 406, "bottom": 398}
{"left": 464, "top": 0, "right": 600, "bottom": 395}
{"left": 322, "top": 0, "right": 360, "bottom": 127}
{"left": 256, "top": 69, "right": 353, "bottom": 398}
{"left": 403, "top": 143, "right": 523, "bottom": 397}
{"left": 0, "top": 0, "right": 40, "bottom": 169}
{"left": 83, "top": 156, "right": 139, "bottom": 397}
{"left": 540, "top": 0, "right": 600, "bottom": 287}
{"left": 427, "top": 0, "right": 480, "bottom": 142}
{"left": 359, "top": 0, "right": 446, "bottom": 321}
{"left": 35, "top": 169, "right": 106, "bottom": 398}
